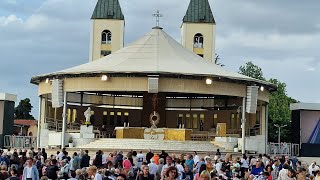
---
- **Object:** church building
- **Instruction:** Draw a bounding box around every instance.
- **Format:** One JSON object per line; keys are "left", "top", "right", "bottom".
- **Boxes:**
{"left": 31, "top": 0, "right": 276, "bottom": 153}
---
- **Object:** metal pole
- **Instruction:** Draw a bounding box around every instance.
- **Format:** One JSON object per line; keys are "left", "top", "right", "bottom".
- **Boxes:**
{"left": 61, "top": 92, "right": 68, "bottom": 148}
{"left": 278, "top": 126, "right": 281, "bottom": 145}
{"left": 241, "top": 97, "right": 246, "bottom": 154}
{"left": 37, "top": 96, "right": 42, "bottom": 148}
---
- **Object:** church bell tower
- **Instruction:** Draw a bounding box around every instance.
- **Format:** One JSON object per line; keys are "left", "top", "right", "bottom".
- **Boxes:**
{"left": 89, "top": 0, "right": 125, "bottom": 61}
{"left": 181, "top": 0, "right": 216, "bottom": 62}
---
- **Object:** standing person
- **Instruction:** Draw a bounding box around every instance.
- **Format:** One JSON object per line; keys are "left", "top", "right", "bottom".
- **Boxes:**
{"left": 87, "top": 166, "right": 102, "bottom": 180}
{"left": 22, "top": 158, "right": 39, "bottom": 180}
{"left": 215, "top": 149, "right": 221, "bottom": 159}
{"left": 80, "top": 150, "right": 90, "bottom": 168}
{"left": 165, "top": 166, "right": 179, "bottom": 180}
{"left": 132, "top": 151, "right": 138, "bottom": 167}
{"left": 199, "top": 120, "right": 204, "bottom": 131}
{"left": 146, "top": 149, "right": 154, "bottom": 164}
{"left": 159, "top": 151, "right": 168, "bottom": 163}
{"left": 41, "top": 149, "right": 47, "bottom": 162}
{"left": 70, "top": 152, "right": 80, "bottom": 172}
{"left": 156, "top": 158, "right": 164, "bottom": 180}
{"left": 138, "top": 165, "right": 155, "bottom": 180}
{"left": 148, "top": 158, "right": 158, "bottom": 177}
{"left": 123, "top": 157, "right": 133, "bottom": 176}
{"left": 8, "top": 168, "right": 20, "bottom": 180}
{"left": 94, "top": 150, "right": 103, "bottom": 168}
{"left": 240, "top": 154, "right": 249, "bottom": 178}
{"left": 46, "top": 159, "right": 59, "bottom": 180}
{"left": 161, "top": 156, "right": 174, "bottom": 178}
{"left": 175, "top": 159, "right": 184, "bottom": 180}
{"left": 193, "top": 152, "right": 200, "bottom": 167}
{"left": 185, "top": 154, "right": 194, "bottom": 172}
{"left": 137, "top": 151, "right": 145, "bottom": 168}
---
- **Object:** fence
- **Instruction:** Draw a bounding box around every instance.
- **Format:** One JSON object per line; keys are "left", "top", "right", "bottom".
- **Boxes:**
{"left": 3, "top": 135, "right": 37, "bottom": 149}
{"left": 267, "top": 142, "right": 300, "bottom": 156}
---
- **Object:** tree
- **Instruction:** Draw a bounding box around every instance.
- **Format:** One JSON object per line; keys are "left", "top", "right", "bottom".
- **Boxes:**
{"left": 14, "top": 98, "right": 34, "bottom": 120}
{"left": 239, "top": 61, "right": 265, "bottom": 81}
{"left": 214, "top": 54, "right": 225, "bottom": 67}
{"left": 238, "top": 61, "right": 298, "bottom": 142}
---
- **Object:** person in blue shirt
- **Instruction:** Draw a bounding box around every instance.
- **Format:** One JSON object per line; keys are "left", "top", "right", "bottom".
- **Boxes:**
{"left": 250, "top": 160, "right": 264, "bottom": 176}
{"left": 185, "top": 154, "right": 194, "bottom": 172}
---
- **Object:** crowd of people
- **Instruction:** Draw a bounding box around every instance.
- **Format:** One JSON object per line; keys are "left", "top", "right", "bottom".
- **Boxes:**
{"left": 0, "top": 147, "right": 318, "bottom": 180}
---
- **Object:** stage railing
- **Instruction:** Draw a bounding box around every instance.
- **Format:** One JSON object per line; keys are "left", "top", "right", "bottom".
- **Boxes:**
{"left": 267, "top": 142, "right": 299, "bottom": 156}
{"left": 3, "top": 135, "right": 37, "bottom": 149}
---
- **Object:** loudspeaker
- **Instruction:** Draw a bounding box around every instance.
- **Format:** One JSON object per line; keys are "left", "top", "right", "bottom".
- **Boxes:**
{"left": 148, "top": 77, "right": 159, "bottom": 93}
{"left": 52, "top": 79, "right": 64, "bottom": 108}
{"left": 246, "top": 86, "right": 259, "bottom": 114}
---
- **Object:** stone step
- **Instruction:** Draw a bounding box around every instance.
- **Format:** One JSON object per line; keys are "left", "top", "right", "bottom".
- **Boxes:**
{"left": 77, "top": 138, "right": 225, "bottom": 153}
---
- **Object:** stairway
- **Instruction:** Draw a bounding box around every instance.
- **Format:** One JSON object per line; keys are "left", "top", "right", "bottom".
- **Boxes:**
{"left": 77, "top": 138, "right": 223, "bottom": 153}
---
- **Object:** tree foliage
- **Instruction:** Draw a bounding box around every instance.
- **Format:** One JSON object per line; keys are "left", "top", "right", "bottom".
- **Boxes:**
{"left": 14, "top": 98, "right": 34, "bottom": 120}
{"left": 239, "top": 61, "right": 265, "bottom": 81}
{"left": 238, "top": 61, "right": 298, "bottom": 142}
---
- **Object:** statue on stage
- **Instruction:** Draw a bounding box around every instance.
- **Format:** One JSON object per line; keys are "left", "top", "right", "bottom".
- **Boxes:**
{"left": 84, "top": 107, "right": 92, "bottom": 125}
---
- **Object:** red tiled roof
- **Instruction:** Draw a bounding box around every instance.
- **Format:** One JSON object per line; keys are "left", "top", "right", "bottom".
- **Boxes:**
{"left": 14, "top": 120, "right": 38, "bottom": 126}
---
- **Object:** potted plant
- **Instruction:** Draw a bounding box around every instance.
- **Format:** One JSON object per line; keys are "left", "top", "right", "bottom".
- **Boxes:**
{"left": 68, "top": 137, "right": 74, "bottom": 148}
{"left": 233, "top": 144, "right": 238, "bottom": 152}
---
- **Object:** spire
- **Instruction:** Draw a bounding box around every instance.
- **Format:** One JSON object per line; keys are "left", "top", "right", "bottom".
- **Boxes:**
{"left": 91, "top": 0, "right": 124, "bottom": 20}
{"left": 183, "top": 0, "right": 215, "bottom": 24}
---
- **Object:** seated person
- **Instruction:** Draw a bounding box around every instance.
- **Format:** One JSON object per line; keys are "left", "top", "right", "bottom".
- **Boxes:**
{"left": 250, "top": 160, "right": 264, "bottom": 176}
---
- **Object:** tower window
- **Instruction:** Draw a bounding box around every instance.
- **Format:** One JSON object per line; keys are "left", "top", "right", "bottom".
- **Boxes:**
{"left": 101, "top": 30, "right": 112, "bottom": 44}
{"left": 194, "top": 33, "right": 204, "bottom": 48}
{"left": 101, "top": 50, "right": 111, "bottom": 56}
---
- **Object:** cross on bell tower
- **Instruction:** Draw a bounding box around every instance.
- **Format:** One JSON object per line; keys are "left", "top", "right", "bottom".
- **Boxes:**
{"left": 152, "top": 10, "right": 163, "bottom": 27}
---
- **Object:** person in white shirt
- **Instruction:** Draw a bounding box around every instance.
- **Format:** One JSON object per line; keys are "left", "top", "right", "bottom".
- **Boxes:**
{"left": 148, "top": 158, "right": 158, "bottom": 177}
{"left": 309, "top": 161, "right": 319, "bottom": 176}
{"left": 87, "top": 165, "right": 102, "bottom": 180}
{"left": 137, "top": 151, "right": 145, "bottom": 168}
{"left": 193, "top": 151, "right": 200, "bottom": 166}
{"left": 175, "top": 159, "right": 185, "bottom": 180}
{"left": 57, "top": 148, "right": 66, "bottom": 161}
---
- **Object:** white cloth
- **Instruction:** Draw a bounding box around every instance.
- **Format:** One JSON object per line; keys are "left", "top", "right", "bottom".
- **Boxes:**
{"left": 175, "top": 164, "right": 184, "bottom": 180}
{"left": 215, "top": 163, "right": 222, "bottom": 175}
{"left": 102, "top": 154, "right": 107, "bottom": 165}
{"left": 194, "top": 155, "right": 200, "bottom": 166}
{"left": 26, "top": 166, "right": 33, "bottom": 178}
{"left": 94, "top": 173, "right": 103, "bottom": 180}
{"left": 57, "top": 152, "right": 65, "bottom": 161}
{"left": 278, "top": 169, "right": 289, "bottom": 180}
{"left": 137, "top": 153, "right": 145, "bottom": 168}
{"left": 148, "top": 163, "right": 158, "bottom": 175}
{"left": 309, "top": 163, "right": 320, "bottom": 175}
{"left": 240, "top": 158, "right": 249, "bottom": 168}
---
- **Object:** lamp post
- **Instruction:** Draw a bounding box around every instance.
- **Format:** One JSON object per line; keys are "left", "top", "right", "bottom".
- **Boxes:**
{"left": 274, "top": 124, "right": 287, "bottom": 153}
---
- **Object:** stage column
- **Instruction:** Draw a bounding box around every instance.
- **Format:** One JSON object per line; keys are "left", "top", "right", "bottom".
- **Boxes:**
{"left": 61, "top": 92, "right": 68, "bottom": 148}
{"left": 241, "top": 97, "right": 246, "bottom": 154}
{"left": 37, "top": 96, "right": 42, "bottom": 148}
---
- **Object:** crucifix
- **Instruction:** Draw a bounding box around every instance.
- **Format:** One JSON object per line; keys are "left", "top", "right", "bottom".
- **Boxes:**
{"left": 152, "top": 10, "right": 163, "bottom": 27}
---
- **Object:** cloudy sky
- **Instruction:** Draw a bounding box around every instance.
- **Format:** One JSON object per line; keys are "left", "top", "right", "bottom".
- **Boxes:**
{"left": 0, "top": 0, "right": 319, "bottom": 116}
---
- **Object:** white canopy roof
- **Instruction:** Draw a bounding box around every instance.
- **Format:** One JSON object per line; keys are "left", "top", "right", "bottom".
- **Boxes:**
{"left": 32, "top": 27, "right": 274, "bottom": 88}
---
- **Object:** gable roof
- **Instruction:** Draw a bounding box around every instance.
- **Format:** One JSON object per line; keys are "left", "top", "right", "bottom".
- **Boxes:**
{"left": 183, "top": 0, "right": 215, "bottom": 24}
{"left": 91, "top": 0, "right": 124, "bottom": 20}
{"left": 31, "top": 27, "right": 275, "bottom": 90}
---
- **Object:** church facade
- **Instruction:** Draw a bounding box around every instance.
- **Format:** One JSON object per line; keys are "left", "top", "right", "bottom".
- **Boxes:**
{"left": 31, "top": 0, "right": 276, "bottom": 153}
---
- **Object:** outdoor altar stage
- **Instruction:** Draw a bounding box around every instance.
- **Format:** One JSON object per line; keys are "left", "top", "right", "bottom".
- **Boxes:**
{"left": 115, "top": 127, "right": 192, "bottom": 141}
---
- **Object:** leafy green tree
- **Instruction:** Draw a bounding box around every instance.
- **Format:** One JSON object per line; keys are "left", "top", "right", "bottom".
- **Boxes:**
{"left": 14, "top": 98, "right": 34, "bottom": 120}
{"left": 238, "top": 61, "right": 298, "bottom": 142}
{"left": 239, "top": 61, "right": 265, "bottom": 81}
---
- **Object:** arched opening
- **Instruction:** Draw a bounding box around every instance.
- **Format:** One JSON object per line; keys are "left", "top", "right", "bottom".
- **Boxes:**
{"left": 194, "top": 33, "right": 204, "bottom": 48}
{"left": 101, "top": 30, "right": 112, "bottom": 44}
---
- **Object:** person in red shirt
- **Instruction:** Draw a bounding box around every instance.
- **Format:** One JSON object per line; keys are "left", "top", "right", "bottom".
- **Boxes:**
{"left": 122, "top": 157, "right": 132, "bottom": 176}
